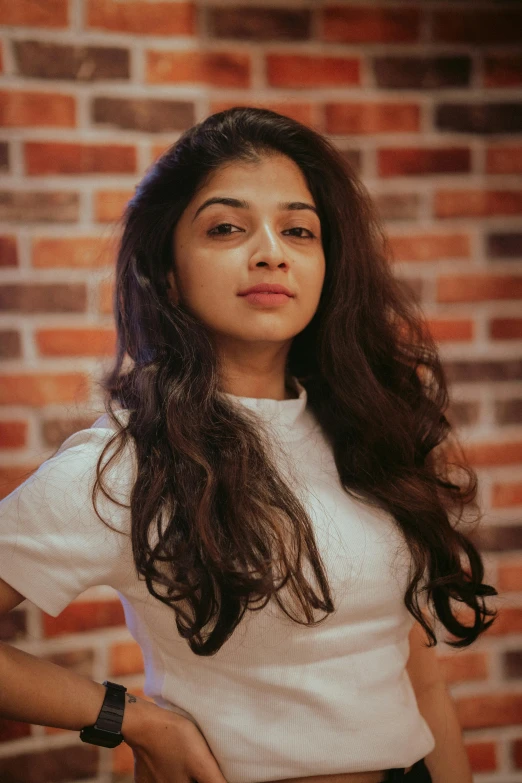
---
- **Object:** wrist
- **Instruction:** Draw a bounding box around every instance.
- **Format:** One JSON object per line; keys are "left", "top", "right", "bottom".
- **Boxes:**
{"left": 121, "top": 692, "right": 175, "bottom": 750}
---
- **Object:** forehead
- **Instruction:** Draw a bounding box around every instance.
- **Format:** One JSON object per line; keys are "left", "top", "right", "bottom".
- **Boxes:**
{"left": 199, "top": 154, "right": 311, "bottom": 194}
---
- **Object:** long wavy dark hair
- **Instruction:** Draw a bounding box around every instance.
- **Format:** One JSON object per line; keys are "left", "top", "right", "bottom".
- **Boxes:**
{"left": 92, "top": 105, "right": 498, "bottom": 656}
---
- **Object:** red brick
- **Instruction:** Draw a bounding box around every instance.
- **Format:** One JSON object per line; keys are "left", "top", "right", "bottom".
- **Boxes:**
{"left": 487, "top": 144, "right": 522, "bottom": 174}
{"left": 492, "top": 482, "right": 522, "bottom": 508}
{"left": 0, "top": 41, "right": 3, "bottom": 74}
{"left": 0, "top": 465, "right": 40, "bottom": 500}
{"left": 98, "top": 278, "right": 114, "bottom": 315}
{"left": 379, "top": 147, "right": 470, "bottom": 177}
{"left": 0, "top": 235, "right": 18, "bottom": 267}
{"left": 0, "top": 420, "right": 27, "bottom": 448}
{"left": 432, "top": 10, "right": 522, "bottom": 44}
{"left": 484, "top": 55, "right": 522, "bottom": 88}
{"left": 0, "top": 374, "right": 89, "bottom": 406}
{"left": 478, "top": 606, "right": 522, "bottom": 636}
{"left": 87, "top": 0, "right": 195, "bottom": 35}
{"left": 43, "top": 599, "right": 126, "bottom": 637}
{"left": 266, "top": 54, "right": 360, "bottom": 88}
{"left": 461, "top": 440, "right": 522, "bottom": 467}
{"left": 456, "top": 693, "right": 522, "bottom": 730}
{"left": 0, "top": 0, "right": 68, "bottom": 27}
{"left": 389, "top": 233, "right": 470, "bottom": 262}
{"left": 94, "top": 189, "right": 133, "bottom": 223}
{"left": 426, "top": 318, "right": 474, "bottom": 342}
{"left": 147, "top": 50, "right": 250, "bottom": 88}
{"left": 32, "top": 236, "right": 117, "bottom": 268}
{"left": 438, "top": 651, "right": 489, "bottom": 685}
{"left": 36, "top": 327, "right": 116, "bottom": 357}
{"left": 466, "top": 742, "right": 497, "bottom": 774}
{"left": 322, "top": 7, "right": 419, "bottom": 44}
{"left": 498, "top": 558, "right": 522, "bottom": 592}
{"left": 0, "top": 90, "right": 75, "bottom": 127}
{"left": 25, "top": 141, "right": 136, "bottom": 175}
{"left": 438, "top": 275, "right": 522, "bottom": 302}
{"left": 435, "top": 189, "right": 522, "bottom": 218}
{"left": 325, "top": 102, "right": 420, "bottom": 135}
{"left": 0, "top": 718, "right": 31, "bottom": 742}
{"left": 110, "top": 640, "right": 145, "bottom": 676}
{"left": 490, "top": 318, "right": 522, "bottom": 340}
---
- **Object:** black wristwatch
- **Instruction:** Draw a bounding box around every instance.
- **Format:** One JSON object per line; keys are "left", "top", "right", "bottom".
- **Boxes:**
{"left": 79, "top": 680, "right": 127, "bottom": 748}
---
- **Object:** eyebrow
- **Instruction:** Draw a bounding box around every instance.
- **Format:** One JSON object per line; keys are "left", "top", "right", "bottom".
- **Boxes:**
{"left": 191, "top": 196, "right": 319, "bottom": 223}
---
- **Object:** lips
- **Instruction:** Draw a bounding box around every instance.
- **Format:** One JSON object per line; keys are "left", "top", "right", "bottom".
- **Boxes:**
{"left": 238, "top": 283, "right": 294, "bottom": 296}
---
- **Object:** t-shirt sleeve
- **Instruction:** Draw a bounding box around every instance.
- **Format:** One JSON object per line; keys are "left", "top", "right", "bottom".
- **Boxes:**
{"left": 0, "top": 414, "right": 137, "bottom": 617}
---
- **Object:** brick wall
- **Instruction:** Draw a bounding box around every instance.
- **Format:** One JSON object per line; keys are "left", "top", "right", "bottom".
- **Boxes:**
{"left": 0, "top": 1, "right": 521, "bottom": 781}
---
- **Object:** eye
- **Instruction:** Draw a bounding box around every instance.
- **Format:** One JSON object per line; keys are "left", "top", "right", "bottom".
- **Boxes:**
{"left": 206, "top": 223, "right": 316, "bottom": 239}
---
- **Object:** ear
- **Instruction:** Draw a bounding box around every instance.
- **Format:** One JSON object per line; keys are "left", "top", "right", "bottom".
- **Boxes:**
{"left": 166, "top": 269, "right": 179, "bottom": 305}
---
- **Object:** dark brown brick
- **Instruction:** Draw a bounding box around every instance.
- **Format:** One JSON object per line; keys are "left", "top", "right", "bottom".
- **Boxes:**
{"left": 44, "top": 648, "right": 95, "bottom": 678}
{"left": 13, "top": 40, "right": 129, "bottom": 81}
{"left": 469, "top": 524, "right": 522, "bottom": 553}
{"left": 504, "top": 650, "right": 522, "bottom": 679}
{"left": 0, "top": 236, "right": 18, "bottom": 267}
{"left": 339, "top": 148, "right": 361, "bottom": 172}
{"left": 0, "top": 141, "right": 8, "bottom": 170}
{"left": 0, "top": 330, "right": 21, "bottom": 359}
{"left": 374, "top": 56, "right": 471, "bottom": 90}
{"left": 396, "top": 276, "right": 423, "bottom": 302}
{"left": 436, "top": 103, "right": 522, "bottom": 135}
{"left": 378, "top": 147, "right": 471, "bottom": 177}
{"left": 446, "top": 400, "right": 481, "bottom": 428}
{"left": 484, "top": 55, "right": 522, "bottom": 88}
{"left": 0, "top": 744, "right": 98, "bottom": 782}
{"left": 496, "top": 398, "right": 522, "bottom": 426}
{"left": 374, "top": 192, "right": 420, "bottom": 221}
{"left": 432, "top": 10, "right": 522, "bottom": 44}
{"left": 42, "top": 415, "right": 99, "bottom": 448}
{"left": 208, "top": 6, "right": 311, "bottom": 40}
{"left": 0, "top": 608, "right": 26, "bottom": 642}
{"left": 444, "top": 359, "right": 522, "bottom": 383}
{"left": 487, "top": 232, "right": 522, "bottom": 259}
{"left": 0, "top": 284, "right": 87, "bottom": 313}
{"left": 0, "top": 191, "right": 79, "bottom": 222}
{"left": 92, "top": 96, "right": 194, "bottom": 133}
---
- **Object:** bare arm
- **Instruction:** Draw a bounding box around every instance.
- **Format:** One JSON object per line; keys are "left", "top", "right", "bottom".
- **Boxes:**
{"left": 0, "top": 577, "right": 166, "bottom": 745}
{"left": 406, "top": 617, "right": 473, "bottom": 783}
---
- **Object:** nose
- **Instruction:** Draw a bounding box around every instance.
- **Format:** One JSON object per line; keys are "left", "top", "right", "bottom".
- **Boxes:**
{"left": 249, "top": 224, "right": 289, "bottom": 269}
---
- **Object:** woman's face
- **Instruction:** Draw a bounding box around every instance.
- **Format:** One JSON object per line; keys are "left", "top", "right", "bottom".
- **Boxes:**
{"left": 169, "top": 153, "right": 326, "bottom": 359}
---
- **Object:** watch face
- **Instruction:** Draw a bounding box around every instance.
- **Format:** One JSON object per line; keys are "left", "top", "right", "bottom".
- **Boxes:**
{"left": 80, "top": 725, "right": 123, "bottom": 748}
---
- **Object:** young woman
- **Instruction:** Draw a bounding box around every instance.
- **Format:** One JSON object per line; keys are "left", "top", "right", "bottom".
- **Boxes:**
{"left": 0, "top": 106, "right": 498, "bottom": 783}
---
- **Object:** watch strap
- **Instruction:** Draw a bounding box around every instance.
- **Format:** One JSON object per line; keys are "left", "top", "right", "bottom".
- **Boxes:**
{"left": 95, "top": 680, "right": 127, "bottom": 733}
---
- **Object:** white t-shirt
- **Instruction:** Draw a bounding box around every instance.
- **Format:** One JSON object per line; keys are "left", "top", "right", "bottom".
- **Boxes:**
{"left": 0, "top": 378, "right": 435, "bottom": 781}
